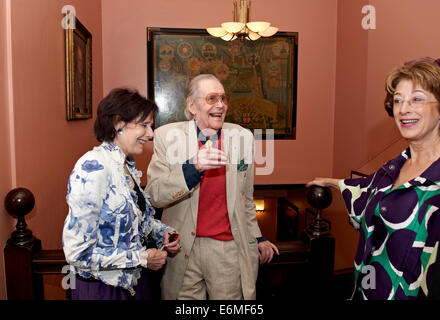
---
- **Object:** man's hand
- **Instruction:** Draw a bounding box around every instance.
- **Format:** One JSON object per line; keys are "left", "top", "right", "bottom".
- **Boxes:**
{"left": 194, "top": 146, "right": 227, "bottom": 172}
{"left": 258, "top": 240, "right": 279, "bottom": 264}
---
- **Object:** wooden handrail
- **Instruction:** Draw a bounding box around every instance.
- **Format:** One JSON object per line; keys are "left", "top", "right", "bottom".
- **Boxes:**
{"left": 32, "top": 250, "right": 66, "bottom": 275}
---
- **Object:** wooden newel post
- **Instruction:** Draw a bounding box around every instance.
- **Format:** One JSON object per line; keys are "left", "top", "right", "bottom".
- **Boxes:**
{"left": 303, "top": 185, "right": 335, "bottom": 299}
{"left": 4, "top": 187, "right": 42, "bottom": 300}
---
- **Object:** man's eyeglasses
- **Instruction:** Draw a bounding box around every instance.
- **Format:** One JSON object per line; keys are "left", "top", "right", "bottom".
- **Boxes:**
{"left": 197, "top": 93, "right": 228, "bottom": 105}
{"left": 393, "top": 96, "right": 439, "bottom": 108}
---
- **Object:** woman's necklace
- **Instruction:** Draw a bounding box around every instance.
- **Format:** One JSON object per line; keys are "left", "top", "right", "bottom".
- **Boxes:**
{"left": 123, "top": 164, "right": 135, "bottom": 188}
{"left": 123, "top": 162, "right": 147, "bottom": 213}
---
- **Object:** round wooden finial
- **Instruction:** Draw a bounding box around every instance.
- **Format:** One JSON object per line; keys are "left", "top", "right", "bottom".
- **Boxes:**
{"left": 306, "top": 185, "right": 332, "bottom": 210}
{"left": 5, "top": 187, "right": 35, "bottom": 218}
{"left": 4, "top": 188, "right": 35, "bottom": 246}
{"left": 305, "top": 186, "right": 333, "bottom": 237}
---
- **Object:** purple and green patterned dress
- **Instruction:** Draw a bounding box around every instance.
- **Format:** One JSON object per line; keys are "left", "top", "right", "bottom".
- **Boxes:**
{"left": 339, "top": 148, "right": 440, "bottom": 300}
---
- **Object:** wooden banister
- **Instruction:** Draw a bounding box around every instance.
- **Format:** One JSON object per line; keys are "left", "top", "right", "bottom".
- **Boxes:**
{"left": 3, "top": 188, "right": 67, "bottom": 300}
{"left": 4, "top": 185, "right": 336, "bottom": 300}
{"left": 32, "top": 250, "right": 66, "bottom": 275}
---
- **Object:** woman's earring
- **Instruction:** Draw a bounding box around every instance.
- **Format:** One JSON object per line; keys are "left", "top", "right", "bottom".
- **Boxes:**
{"left": 117, "top": 128, "right": 123, "bottom": 135}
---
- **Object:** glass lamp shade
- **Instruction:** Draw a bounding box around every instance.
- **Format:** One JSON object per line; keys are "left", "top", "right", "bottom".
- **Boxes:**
{"left": 259, "top": 26, "right": 278, "bottom": 37}
{"left": 246, "top": 21, "right": 271, "bottom": 33}
{"left": 247, "top": 30, "right": 261, "bottom": 41}
{"left": 206, "top": 27, "right": 228, "bottom": 37}
{"left": 221, "top": 22, "right": 245, "bottom": 34}
{"left": 221, "top": 32, "right": 237, "bottom": 41}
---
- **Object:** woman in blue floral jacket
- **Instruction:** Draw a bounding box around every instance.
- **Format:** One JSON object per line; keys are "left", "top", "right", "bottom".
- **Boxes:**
{"left": 62, "top": 88, "right": 180, "bottom": 299}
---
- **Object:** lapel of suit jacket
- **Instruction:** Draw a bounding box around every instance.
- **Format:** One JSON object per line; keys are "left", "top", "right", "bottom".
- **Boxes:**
{"left": 223, "top": 124, "right": 237, "bottom": 220}
{"left": 186, "top": 120, "right": 200, "bottom": 224}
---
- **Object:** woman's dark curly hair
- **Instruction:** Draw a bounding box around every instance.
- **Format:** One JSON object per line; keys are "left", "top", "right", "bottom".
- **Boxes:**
{"left": 384, "top": 57, "right": 440, "bottom": 117}
{"left": 94, "top": 88, "right": 158, "bottom": 142}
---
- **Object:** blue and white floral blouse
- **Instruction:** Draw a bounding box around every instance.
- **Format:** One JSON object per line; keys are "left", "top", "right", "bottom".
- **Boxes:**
{"left": 62, "top": 141, "right": 171, "bottom": 295}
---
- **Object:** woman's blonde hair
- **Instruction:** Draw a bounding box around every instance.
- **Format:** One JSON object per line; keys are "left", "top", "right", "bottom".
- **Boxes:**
{"left": 384, "top": 57, "right": 440, "bottom": 117}
{"left": 184, "top": 74, "right": 222, "bottom": 120}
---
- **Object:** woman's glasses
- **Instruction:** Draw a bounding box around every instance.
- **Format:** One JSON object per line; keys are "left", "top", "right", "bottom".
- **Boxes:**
{"left": 393, "top": 96, "right": 438, "bottom": 107}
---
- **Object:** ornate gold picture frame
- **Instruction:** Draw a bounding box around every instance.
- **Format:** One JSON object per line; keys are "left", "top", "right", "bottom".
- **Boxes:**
{"left": 65, "top": 18, "right": 92, "bottom": 120}
{"left": 147, "top": 27, "right": 298, "bottom": 139}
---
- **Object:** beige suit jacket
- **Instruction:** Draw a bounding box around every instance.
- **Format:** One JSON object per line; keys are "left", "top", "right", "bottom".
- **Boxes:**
{"left": 146, "top": 120, "right": 262, "bottom": 300}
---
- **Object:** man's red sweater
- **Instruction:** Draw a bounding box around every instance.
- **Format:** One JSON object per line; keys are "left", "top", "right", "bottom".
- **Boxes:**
{"left": 196, "top": 136, "right": 233, "bottom": 240}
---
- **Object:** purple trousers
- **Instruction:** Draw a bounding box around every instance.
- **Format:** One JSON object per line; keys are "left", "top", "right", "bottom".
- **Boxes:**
{"left": 71, "top": 269, "right": 157, "bottom": 300}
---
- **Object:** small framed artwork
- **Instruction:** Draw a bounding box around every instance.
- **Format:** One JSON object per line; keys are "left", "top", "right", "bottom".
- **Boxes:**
{"left": 65, "top": 17, "right": 92, "bottom": 120}
{"left": 147, "top": 27, "right": 298, "bottom": 139}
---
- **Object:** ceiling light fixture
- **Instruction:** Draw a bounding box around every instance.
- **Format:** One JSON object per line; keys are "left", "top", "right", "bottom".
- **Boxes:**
{"left": 206, "top": 0, "right": 278, "bottom": 41}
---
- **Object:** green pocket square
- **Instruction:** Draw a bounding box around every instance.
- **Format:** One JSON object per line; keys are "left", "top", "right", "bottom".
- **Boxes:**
{"left": 237, "top": 159, "right": 248, "bottom": 171}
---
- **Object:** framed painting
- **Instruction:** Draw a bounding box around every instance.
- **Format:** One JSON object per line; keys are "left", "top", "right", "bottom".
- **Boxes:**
{"left": 65, "top": 17, "right": 92, "bottom": 120}
{"left": 147, "top": 27, "right": 298, "bottom": 139}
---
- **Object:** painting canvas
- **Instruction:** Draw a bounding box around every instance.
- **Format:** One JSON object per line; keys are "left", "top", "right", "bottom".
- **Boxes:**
{"left": 147, "top": 28, "right": 298, "bottom": 138}
{"left": 65, "top": 18, "right": 92, "bottom": 120}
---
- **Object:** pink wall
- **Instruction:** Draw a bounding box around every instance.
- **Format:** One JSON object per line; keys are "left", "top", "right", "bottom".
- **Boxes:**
{"left": 334, "top": 0, "right": 440, "bottom": 177}
{"left": 333, "top": 0, "right": 369, "bottom": 178}
{"left": 9, "top": 0, "right": 103, "bottom": 250}
{"left": 101, "top": 0, "right": 339, "bottom": 186}
{"left": 0, "top": 0, "right": 14, "bottom": 300}
{"left": 363, "top": 0, "right": 440, "bottom": 164}
{"left": 328, "top": 0, "right": 371, "bottom": 271}
{"left": 0, "top": 0, "right": 103, "bottom": 298}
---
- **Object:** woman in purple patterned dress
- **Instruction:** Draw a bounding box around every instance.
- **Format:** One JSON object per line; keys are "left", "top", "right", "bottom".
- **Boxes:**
{"left": 307, "top": 57, "right": 440, "bottom": 300}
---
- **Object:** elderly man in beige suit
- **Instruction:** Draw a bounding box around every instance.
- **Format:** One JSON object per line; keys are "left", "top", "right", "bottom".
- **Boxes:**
{"left": 146, "top": 74, "right": 279, "bottom": 300}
